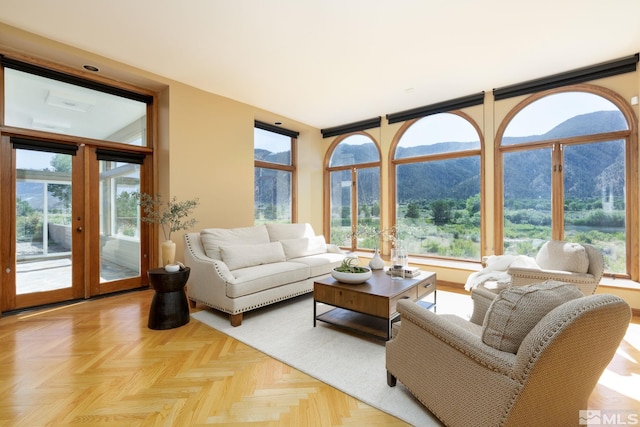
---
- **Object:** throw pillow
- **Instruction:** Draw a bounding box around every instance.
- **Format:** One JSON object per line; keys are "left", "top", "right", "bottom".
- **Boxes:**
{"left": 481, "top": 281, "right": 583, "bottom": 354}
{"left": 265, "top": 223, "right": 315, "bottom": 241}
{"left": 535, "top": 240, "right": 589, "bottom": 274}
{"left": 200, "top": 225, "right": 270, "bottom": 260}
{"left": 219, "top": 242, "right": 286, "bottom": 270}
{"left": 280, "top": 235, "right": 327, "bottom": 259}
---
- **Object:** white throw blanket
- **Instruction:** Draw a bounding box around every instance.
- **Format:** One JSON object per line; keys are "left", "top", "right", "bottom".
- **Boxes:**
{"left": 465, "top": 255, "right": 539, "bottom": 291}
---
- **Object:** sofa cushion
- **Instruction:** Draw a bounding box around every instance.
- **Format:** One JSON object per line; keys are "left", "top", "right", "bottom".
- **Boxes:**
{"left": 266, "top": 223, "right": 315, "bottom": 241}
{"left": 280, "top": 235, "right": 327, "bottom": 260}
{"left": 219, "top": 242, "right": 286, "bottom": 270}
{"left": 481, "top": 281, "right": 583, "bottom": 354}
{"left": 226, "top": 261, "right": 310, "bottom": 298}
{"left": 536, "top": 240, "right": 589, "bottom": 274}
{"left": 200, "top": 225, "right": 270, "bottom": 260}
{"left": 289, "top": 252, "right": 346, "bottom": 276}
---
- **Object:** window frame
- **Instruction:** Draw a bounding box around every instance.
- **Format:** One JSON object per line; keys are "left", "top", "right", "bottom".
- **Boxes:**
{"left": 253, "top": 125, "right": 297, "bottom": 224}
{"left": 323, "top": 131, "right": 382, "bottom": 251}
{"left": 389, "top": 110, "right": 485, "bottom": 261}
{"left": 494, "top": 83, "right": 639, "bottom": 280}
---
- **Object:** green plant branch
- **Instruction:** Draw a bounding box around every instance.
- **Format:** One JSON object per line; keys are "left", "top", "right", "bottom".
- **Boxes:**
{"left": 134, "top": 193, "right": 200, "bottom": 241}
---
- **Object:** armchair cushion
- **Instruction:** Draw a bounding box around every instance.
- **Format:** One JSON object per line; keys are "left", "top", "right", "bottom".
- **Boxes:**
{"left": 536, "top": 240, "right": 589, "bottom": 273}
{"left": 482, "top": 281, "right": 583, "bottom": 353}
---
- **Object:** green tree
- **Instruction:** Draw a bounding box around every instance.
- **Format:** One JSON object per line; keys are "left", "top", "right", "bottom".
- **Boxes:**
{"left": 48, "top": 154, "right": 72, "bottom": 209}
{"left": 431, "top": 199, "right": 452, "bottom": 226}
{"left": 405, "top": 202, "right": 421, "bottom": 219}
{"left": 466, "top": 194, "right": 480, "bottom": 215}
{"left": 371, "top": 201, "right": 380, "bottom": 217}
{"left": 50, "top": 154, "right": 71, "bottom": 172}
{"left": 17, "top": 197, "right": 34, "bottom": 216}
{"left": 117, "top": 191, "right": 139, "bottom": 218}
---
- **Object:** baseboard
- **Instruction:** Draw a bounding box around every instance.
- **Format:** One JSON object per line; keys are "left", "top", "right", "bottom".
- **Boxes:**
{"left": 436, "top": 280, "right": 468, "bottom": 295}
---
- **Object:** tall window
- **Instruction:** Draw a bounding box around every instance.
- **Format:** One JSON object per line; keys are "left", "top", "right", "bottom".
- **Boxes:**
{"left": 254, "top": 122, "right": 297, "bottom": 224}
{"left": 392, "top": 113, "right": 482, "bottom": 261}
{"left": 497, "top": 87, "right": 636, "bottom": 277}
{"left": 326, "top": 133, "right": 381, "bottom": 250}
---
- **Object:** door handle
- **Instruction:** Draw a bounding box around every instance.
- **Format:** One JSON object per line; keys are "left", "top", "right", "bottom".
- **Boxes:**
{"left": 76, "top": 227, "right": 83, "bottom": 232}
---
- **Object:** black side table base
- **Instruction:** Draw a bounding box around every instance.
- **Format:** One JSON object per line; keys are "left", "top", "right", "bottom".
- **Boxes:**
{"left": 147, "top": 267, "right": 191, "bottom": 330}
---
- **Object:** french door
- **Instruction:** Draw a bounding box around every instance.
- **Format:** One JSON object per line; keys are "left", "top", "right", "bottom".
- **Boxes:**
{"left": 0, "top": 136, "right": 149, "bottom": 314}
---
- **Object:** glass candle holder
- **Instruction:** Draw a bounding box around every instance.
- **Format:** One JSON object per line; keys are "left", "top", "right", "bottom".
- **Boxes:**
{"left": 390, "top": 248, "right": 407, "bottom": 279}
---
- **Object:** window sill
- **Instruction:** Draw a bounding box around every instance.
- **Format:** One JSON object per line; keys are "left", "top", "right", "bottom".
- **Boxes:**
{"left": 353, "top": 251, "right": 640, "bottom": 292}
{"left": 599, "top": 277, "right": 640, "bottom": 291}
{"left": 352, "top": 250, "right": 481, "bottom": 273}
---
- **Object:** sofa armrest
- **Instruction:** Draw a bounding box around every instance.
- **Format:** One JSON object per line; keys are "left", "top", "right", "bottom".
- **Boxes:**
{"left": 326, "top": 243, "right": 345, "bottom": 254}
{"left": 183, "top": 233, "right": 236, "bottom": 309}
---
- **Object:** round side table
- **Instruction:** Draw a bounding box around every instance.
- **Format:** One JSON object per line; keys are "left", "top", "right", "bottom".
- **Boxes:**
{"left": 147, "top": 267, "right": 191, "bottom": 330}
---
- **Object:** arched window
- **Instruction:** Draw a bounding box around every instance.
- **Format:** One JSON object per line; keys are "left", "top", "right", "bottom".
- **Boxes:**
{"left": 496, "top": 86, "right": 637, "bottom": 278}
{"left": 325, "top": 133, "right": 381, "bottom": 250}
{"left": 392, "top": 112, "right": 482, "bottom": 261}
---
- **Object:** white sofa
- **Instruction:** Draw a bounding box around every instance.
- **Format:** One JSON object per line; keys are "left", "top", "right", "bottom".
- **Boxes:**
{"left": 184, "top": 223, "right": 347, "bottom": 326}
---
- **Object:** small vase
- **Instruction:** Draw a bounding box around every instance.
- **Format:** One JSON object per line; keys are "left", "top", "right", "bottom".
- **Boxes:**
{"left": 369, "top": 248, "right": 385, "bottom": 270}
{"left": 161, "top": 240, "right": 176, "bottom": 266}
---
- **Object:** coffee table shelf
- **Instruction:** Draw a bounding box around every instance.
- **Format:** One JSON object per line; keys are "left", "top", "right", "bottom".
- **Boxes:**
{"left": 316, "top": 307, "right": 393, "bottom": 340}
{"left": 314, "top": 269, "right": 436, "bottom": 341}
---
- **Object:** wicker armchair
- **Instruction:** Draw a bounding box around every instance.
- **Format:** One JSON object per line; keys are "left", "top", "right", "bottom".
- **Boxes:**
{"left": 386, "top": 288, "right": 631, "bottom": 427}
{"left": 470, "top": 241, "right": 604, "bottom": 324}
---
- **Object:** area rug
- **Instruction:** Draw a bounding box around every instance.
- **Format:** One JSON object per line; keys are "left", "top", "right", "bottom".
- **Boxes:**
{"left": 191, "top": 294, "right": 442, "bottom": 426}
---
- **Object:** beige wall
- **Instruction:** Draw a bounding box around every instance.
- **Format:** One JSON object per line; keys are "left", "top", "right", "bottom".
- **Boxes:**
{"left": 163, "top": 82, "right": 324, "bottom": 261}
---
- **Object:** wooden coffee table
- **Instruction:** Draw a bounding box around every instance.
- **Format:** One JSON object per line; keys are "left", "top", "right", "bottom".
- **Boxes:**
{"left": 313, "top": 269, "right": 436, "bottom": 340}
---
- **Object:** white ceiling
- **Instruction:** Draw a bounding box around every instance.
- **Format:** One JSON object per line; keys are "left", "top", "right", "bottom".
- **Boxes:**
{"left": 1, "top": 0, "right": 640, "bottom": 129}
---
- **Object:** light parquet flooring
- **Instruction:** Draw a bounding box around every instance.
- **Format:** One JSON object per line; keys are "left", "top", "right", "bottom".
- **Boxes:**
{"left": 0, "top": 289, "right": 408, "bottom": 427}
{"left": 0, "top": 285, "right": 638, "bottom": 426}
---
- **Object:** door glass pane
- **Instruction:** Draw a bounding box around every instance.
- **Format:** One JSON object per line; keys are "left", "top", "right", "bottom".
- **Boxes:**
{"left": 563, "top": 140, "right": 626, "bottom": 273}
{"left": 16, "top": 150, "right": 72, "bottom": 294}
{"left": 330, "top": 170, "right": 352, "bottom": 246}
{"left": 503, "top": 148, "right": 552, "bottom": 256}
{"left": 5, "top": 68, "right": 147, "bottom": 145}
{"left": 396, "top": 158, "right": 480, "bottom": 260}
{"left": 99, "top": 160, "right": 141, "bottom": 282}
{"left": 356, "top": 167, "right": 380, "bottom": 249}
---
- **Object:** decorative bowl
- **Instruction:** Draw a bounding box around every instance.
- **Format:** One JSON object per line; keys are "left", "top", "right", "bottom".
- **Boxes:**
{"left": 331, "top": 267, "right": 372, "bottom": 284}
{"left": 165, "top": 264, "right": 180, "bottom": 273}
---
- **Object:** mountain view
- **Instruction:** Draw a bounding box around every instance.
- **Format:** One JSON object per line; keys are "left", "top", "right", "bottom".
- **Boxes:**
{"left": 255, "top": 110, "right": 627, "bottom": 210}
{"left": 390, "top": 110, "right": 625, "bottom": 203}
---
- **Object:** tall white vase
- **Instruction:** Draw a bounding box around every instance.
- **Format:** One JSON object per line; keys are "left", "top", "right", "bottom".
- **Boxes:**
{"left": 369, "top": 248, "right": 385, "bottom": 270}
{"left": 161, "top": 240, "right": 176, "bottom": 266}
